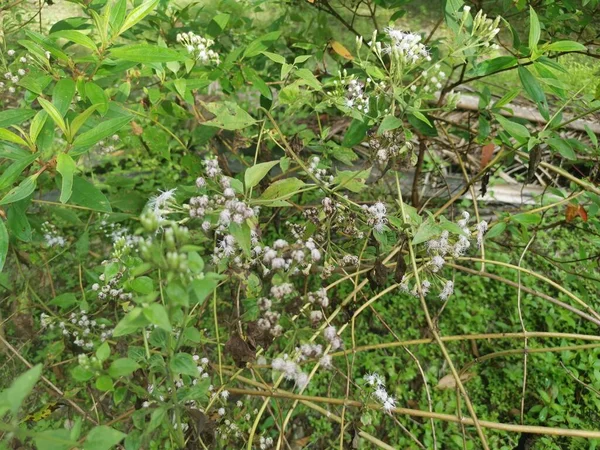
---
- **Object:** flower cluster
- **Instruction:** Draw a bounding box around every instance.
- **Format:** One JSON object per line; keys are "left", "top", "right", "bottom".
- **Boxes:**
{"left": 41, "top": 222, "right": 67, "bottom": 247}
{"left": 257, "top": 237, "right": 322, "bottom": 276}
{"left": 259, "top": 436, "right": 274, "bottom": 449}
{"left": 413, "top": 63, "right": 447, "bottom": 94}
{"left": 176, "top": 32, "right": 220, "bottom": 64}
{"left": 147, "top": 188, "right": 178, "bottom": 224}
{"left": 384, "top": 28, "right": 431, "bottom": 67}
{"left": 365, "top": 372, "right": 396, "bottom": 413}
{"left": 323, "top": 325, "right": 342, "bottom": 350}
{"left": 272, "top": 354, "right": 310, "bottom": 389}
{"left": 99, "top": 216, "right": 140, "bottom": 248}
{"left": 362, "top": 202, "right": 388, "bottom": 233}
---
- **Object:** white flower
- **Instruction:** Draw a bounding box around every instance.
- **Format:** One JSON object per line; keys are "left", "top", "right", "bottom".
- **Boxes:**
{"left": 221, "top": 390, "right": 230, "bottom": 399}
{"left": 7, "top": 49, "right": 15, "bottom": 56}
{"left": 476, "top": 220, "right": 488, "bottom": 247}
{"left": 439, "top": 280, "right": 454, "bottom": 300}
{"left": 218, "top": 407, "right": 225, "bottom": 416}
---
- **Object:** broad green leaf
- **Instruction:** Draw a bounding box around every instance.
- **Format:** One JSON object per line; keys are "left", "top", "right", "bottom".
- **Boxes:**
{"left": 0, "top": 220, "right": 7, "bottom": 273}
{"left": 34, "top": 429, "right": 75, "bottom": 450}
{"left": 546, "top": 40, "right": 586, "bottom": 52}
{"left": 378, "top": 115, "right": 403, "bottom": 135}
{"left": 169, "top": 352, "right": 198, "bottom": 377}
{"left": 108, "top": 358, "right": 140, "bottom": 377}
{"left": 83, "top": 425, "right": 125, "bottom": 449}
{"left": 0, "top": 364, "right": 42, "bottom": 416}
{"left": 95, "top": 375, "right": 114, "bottom": 391}
{"left": 528, "top": 6, "right": 541, "bottom": 52}
{"left": 0, "top": 128, "right": 28, "bottom": 147}
{"left": 57, "top": 153, "right": 76, "bottom": 203}
{"left": 143, "top": 303, "right": 171, "bottom": 331}
{"left": 295, "top": 68, "right": 321, "bottom": 90}
{"left": 512, "top": 213, "right": 541, "bottom": 225}
{"left": 96, "top": 342, "right": 111, "bottom": 362}
{"left": 189, "top": 277, "right": 219, "bottom": 305}
{"left": 38, "top": 97, "right": 67, "bottom": 134}
{"left": 119, "top": 0, "right": 159, "bottom": 35}
{"left": 495, "top": 114, "right": 530, "bottom": 139}
{"left": 486, "top": 222, "right": 506, "bottom": 238}
{"left": 0, "top": 109, "right": 36, "bottom": 128}
{"left": 230, "top": 222, "right": 252, "bottom": 256}
{"left": 69, "top": 176, "right": 112, "bottom": 212}
{"left": 243, "top": 31, "right": 281, "bottom": 58}
{"left": 110, "top": 44, "right": 186, "bottom": 63}
{"left": 262, "top": 51, "right": 285, "bottom": 64}
{"left": 0, "top": 153, "right": 38, "bottom": 190}
{"left": 0, "top": 174, "right": 37, "bottom": 206}
{"left": 112, "top": 307, "right": 147, "bottom": 337}
{"left": 259, "top": 177, "right": 305, "bottom": 200}
{"left": 334, "top": 168, "right": 371, "bottom": 193}
{"left": 53, "top": 79, "right": 76, "bottom": 116}
{"left": 51, "top": 30, "right": 97, "bottom": 51}
{"left": 412, "top": 219, "right": 441, "bottom": 245}
{"left": 72, "top": 116, "right": 131, "bottom": 151}
{"left": 202, "top": 101, "right": 256, "bottom": 130}
{"left": 245, "top": 160, "right": 279, "bottom": 189}
{"left": 342, "top": 119, "right": 369, "bottom": 147}
{"left": 493, "top": 87, "right": 521, "bottom": 110}
{"left": 130, "top": 276, "right": 154, "bottom": 294}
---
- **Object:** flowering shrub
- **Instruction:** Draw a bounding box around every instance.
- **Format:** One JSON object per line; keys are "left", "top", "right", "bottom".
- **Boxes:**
{"left": 1, "top": 0, "right": 600, "bottom": 449}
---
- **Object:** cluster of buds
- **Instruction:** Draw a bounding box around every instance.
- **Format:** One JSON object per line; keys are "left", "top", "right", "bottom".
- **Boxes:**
{"left": 176, "top": 32, "right": 220, "bottom": 64}
{"left": 368, "top": 130, "right": 415, "bottom": 165}
{"left": 458, "top": 6, "right": 501, "bottom": 52}
{"left": 95, "top": 134, "right": 120, "bottom": 155}
{"left": 412, "top": 63, "right": 447, "bottom": 94}
{"left": 257, "top": 296, "right": 283, "bottom": 337}
{"left": 307, "top": 156, "right": 334, "bottom": 184}
{"left": 93, "top": 271, "right": 132, "bottom": 304}
{"left": 256, "top": 237, "right": 322, "bottom": 276}
{"left": 383, "top": 27, "right": 431, "bottom": 67}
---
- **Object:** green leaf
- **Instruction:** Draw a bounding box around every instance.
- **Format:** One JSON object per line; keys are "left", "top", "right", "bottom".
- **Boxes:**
{"left": 262, "top": 51, "right": 285, "bottom": 64}
{"left": 295, "top": 68, "right": 321, "bottom": 90}
{"left": 69, "top": 176, "right": 112, "bottom": 212}
{"left": 0, "top": 153, "right": 38, "bottom": 190}
{"left": 84, "top": 426, "right": 126, "bottom": 450}
{"left": 545, "top": 40, "right": 586, "bottom": 52}
{"left": 169, "top": 353, "right": 198, "bottom": 377}
{"left": 7, "top": 199, "right": 32, "bottom": 242}
{"left": 0, "top": 218, "right": 7, "bottom": 267}
{"left": 259, "top": 177, "right": 305, "bottom": 201}
{"left": 96, "top": 341, "right": 111, "bottom": 362}
{"left": 34, "top": 429, "right": 74, "bottom": 450}
{"left": 0, "top": 128, "right": 28, "bottom": 147}
{"left": 412, "top": 219, "right": 441, "bottom": 245}
{"left": 110, "top": 44, "right": 185, "bottom": 63}
{"left": 130, "top": 276, "right": 154, "bottom": 294}
{"left": 72, "top": 116, "right": 131, "bottom": 152}
{"left": 0, "top": 109, "right": 36, "bottom": 128}
{"left": 470, "top": 56, "right": 517, "bottom": 77}
{"left": 38, "top": 97, "right": 67, "bottom": 134}
{"left": 494, "top": 87, "right": 521, "bottom": 110}
{"left": 378, "top": 115, "right": 403, "bottom": 135}
{"left": 245, "top": 160, "right": 279, "bottom": 189}
{"left": 202, "top": 101, "right": 256, "bottom": 130}
{"left": 0, "top": 175, "right": 37, "bottom": 206}
{"left": 57, "top": 153, "right": 76, "bottom": 203}
{"left": 30, "top": 110, "right": 48, "bottom": 144}
{"left": 85, "top": 82, "right": 109, "bottom": 114}
{"left": 119, "top": 0, "right": 159, "bottom": 35}
{"left": 49, "top": 293, "right": 77, "bottom": 309}
{"left": 108, "top": 358, "right": 140, "bottom": 377}
{"left": 189, "top": 277, "right": 219, "bottom": 305}
{"left": 243, "top": 31, "right": 281, "bottom": 58}
{"left": 147, "top": 407, "right": 168, "bottom": 432}
{"left": 334, "top": 169, "right": 371, "bottom": 193}
{"left": 51, "top": 30, "right": 97, "bottom": 51}
{"left": 512, "top": 213, "right": 541, "bottom": 225}
{"left": 494, "top": 115, "right": 530, "bottom": 139}
{"left": 70, "top": 104, "right": 100, "bottom": 137}
{"left": 486, "top": 222, "right": 506, "bottom": 238}
{"left": 342, "top": 119, "right": 369, "bottom": 147}
{"left": 528, "top": 6, "right": 541, "bottom": 52}
{"left": 53, "top": 79, "right": 76, "bottom": 116}
{"left": 230, "top": 222, "right": 251, "bottom": 256}
{"left": 143, "top": 303, "right": 171, "bottom": 331}
{"left": 518, "top": 66, "right": 547, "bottom": 113}
{"left": 0, "top": 364, "right": 42, "bottom": 416}
{"left": 113, "top": 308, "right": 146, "bottom": 337}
